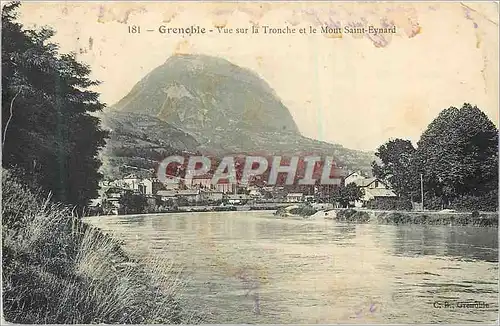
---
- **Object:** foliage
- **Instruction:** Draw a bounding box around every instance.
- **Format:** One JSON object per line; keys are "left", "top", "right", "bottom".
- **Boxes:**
{"left": 176, "top": 196, "right": 190, "bottom": 207}
{"left": 330, "top": 183, "right": 363, "bottom": 207}
{"left": 372, "top": 103, "right": 498, "bottom": 211}
{"left": 449, "top": 190, "right": 498, "bottom": 212}
{"left": 336, "top": 209, "right": 371, "bottom": 223}
{"left": 119, "top": 191, "right": 147, "bottom": 215}
{"left": 2, "top": 169, "right": 204, "bottom": 324}
{"left": 342, "top": 183, "right": 363, "bottom": 206}
{"left": 376, "top": 211, "right": 498, "bottom": 227}
{"left": 289, "top": 205, "right": 317, "bottom": 217}
{"left": 372, "top": 138, "right": 417, "bottom": 199}
{"left": 335, "top": 208, "right": 497, "bottom": 226}
{"left": 420, "top": 193, "right": 445, "bottom": 211}
{"left": 262, "top": 191, "right": 274, "bottom": 200}
{"left": 414, "top": 103, "right": 498, "bottom": 206}
{"left": 1, "top": 3, "right": 108, "bottom": 210}
{"left": 163, "top": 198, "right": 175, "bottom": 207}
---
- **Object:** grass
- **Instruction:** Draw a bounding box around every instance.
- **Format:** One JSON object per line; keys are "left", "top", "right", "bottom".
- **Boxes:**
{"left": 2, "top": 169, "right": 205, "bottom": 323}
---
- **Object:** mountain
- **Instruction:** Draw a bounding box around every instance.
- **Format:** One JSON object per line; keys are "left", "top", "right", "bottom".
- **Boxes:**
{"left": 99, "top": 111, "right": 199, "bottom": 179}
{"left": 101, "top": 54, "right": 374, "bottom": 177}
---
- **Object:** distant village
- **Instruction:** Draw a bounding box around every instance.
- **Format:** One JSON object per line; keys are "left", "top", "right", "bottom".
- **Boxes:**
{"left": 88, "top": 171, "right": 400, "bottom": 215}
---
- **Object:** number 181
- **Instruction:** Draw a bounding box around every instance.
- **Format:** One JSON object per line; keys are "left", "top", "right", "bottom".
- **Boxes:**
{"left": 128, "top": 25, "right": 141, "bottom": 33}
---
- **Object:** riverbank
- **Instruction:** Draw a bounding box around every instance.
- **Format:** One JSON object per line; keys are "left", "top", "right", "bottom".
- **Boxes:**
{"left": 2, "top": 170, "right": 203, "bottom": 324}
{"left": 159, "top": 203, "right": 291, "bottom": 213}
{"left": 92, "top": 204, "right": 498, "bottom": 228}
{"left": 331, "top": 209, "right": 498, "bottom": 227}
{"left": 94, "top": 203, "right": 289, "bottom": 216}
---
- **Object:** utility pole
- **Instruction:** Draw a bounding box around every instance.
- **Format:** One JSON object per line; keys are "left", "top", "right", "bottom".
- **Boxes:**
{"left": 420, "top": 173, "right": 424, "bottom": 211}
{"left": 233, "top": 175, "right": 237, "bottom": 195}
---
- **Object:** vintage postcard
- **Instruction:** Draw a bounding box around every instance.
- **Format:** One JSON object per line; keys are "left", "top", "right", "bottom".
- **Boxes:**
{"left": 1, "top": 1, "right": 498, "bottom": 324}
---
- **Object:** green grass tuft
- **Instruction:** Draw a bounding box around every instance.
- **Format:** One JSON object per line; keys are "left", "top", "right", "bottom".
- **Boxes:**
{"left": 2, "top": 169, "right": 205, "bottom": 323}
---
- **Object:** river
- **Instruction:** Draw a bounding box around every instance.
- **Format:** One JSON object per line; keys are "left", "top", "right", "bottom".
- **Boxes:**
{"left": 86, "top": 211, "right": 498, "bottom": 324}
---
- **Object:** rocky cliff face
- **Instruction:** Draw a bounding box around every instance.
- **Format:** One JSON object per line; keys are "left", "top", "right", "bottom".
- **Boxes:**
{"left": 112, "top": 54, "right": 300, "bottom": 137}
{"left": 101, "top": 54, "right": 374, "bottom": 177}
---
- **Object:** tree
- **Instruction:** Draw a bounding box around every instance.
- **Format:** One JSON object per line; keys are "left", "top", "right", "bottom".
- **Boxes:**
{"left": 414, "top": 103, "right": 498, "bottom": 207}
{"left": 372, "top": 138, "right": 417, "bottom": 199}
{"left": 330, "top": 183, "right": 362, "bottom": 208}
{"left": 340, "top": 183, "right": 363, "bottom": 207}
{"left": 119, "top": 191, "right": 147, "bottom": 214}
{"left": 2, "top": 3, "right": 108, "bottom": 210}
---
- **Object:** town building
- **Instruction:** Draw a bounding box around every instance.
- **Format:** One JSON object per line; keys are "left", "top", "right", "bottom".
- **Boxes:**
{"left": 112, "top": 174, "right": 163, "bottom": 195}
{"left": 346, "top": 177, "right": 397, "bottom": 207}
{"left": 200, "top": 190, "right": 224, "bottom": 202}
{"left": 344, "top": 171, "right": 367, "bottom": 186}
{"left": 161, "top": 175, "right": 183, "bottom": 190}
{"left": 186, "top": 175, "right": 213, "bottom": 189}
{"left": 156, "top": 189, "right": 201, "bottom": 203}
{"left": 141, "top": 178, "right": 164, "bottom": 195}
{"left": 170, "top": 174, "right": 239, "bottom": 193}
{"left": 249, "top": 189, "right": 263, "bottom": 199}
{"left": 286, "top": 193, "right": 304, "bottom": 203}
{"left": 226, "top": 194, "right": 251, "bottom": 204}
{"left": 214, "top": 180, "right": 235, "bottom": 193}
{"left": 157, "top": 190, "right": 177, "bottom": 201}
{"left": 120, "top": 174, "right": 142, "bottom": 191}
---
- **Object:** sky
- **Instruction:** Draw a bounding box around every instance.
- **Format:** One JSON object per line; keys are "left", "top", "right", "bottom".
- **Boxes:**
{"left": 14, "top": 1, "right": 499, "bottom": 151}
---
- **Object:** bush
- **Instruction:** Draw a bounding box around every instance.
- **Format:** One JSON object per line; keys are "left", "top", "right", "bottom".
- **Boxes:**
{"left": 119, "top": 191, "right": 148, "bottom": 215}
{"left": 289, "top": 205, "right": 317, "bottom": 217}
{"left": 337, "top": 209, "right": 370, "bottom": 223}
{"left": 450, "top": 191, "right": 498, "bottom": 212}
{"left": 366, "top": 198, "right": 412, "bottom": 210}
{"left": 422, "top": 195, "right": 444, "bottom": 210}
{"left": 421, "top": 191, "right": 498, "bottom": 212}
{"left": 2, "top": 169, "right": 204, "bottom": 324}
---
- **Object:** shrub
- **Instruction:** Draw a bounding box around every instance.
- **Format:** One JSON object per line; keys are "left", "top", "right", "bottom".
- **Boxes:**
{"left": 422, "top": 195, "right": 444, "bottom": 210}
{"left": 2, "top": 169, "right": 204, "bottom": 324}
{"left": 337, "top": 209, "right": 370, "bottom": 223}
{"left": 289, "top": 205, "right": 317, "bottom": 217}
{"left": 119, "top": 191, "right": 148, "bottom": 215}
{"left": 450, "top": 191, "right": 498, "bottom": 212}
{"left": 366, "top": 198, "right": 413, "bottom": 211}
{"left": 388, "top": 212, "right": 404, "bottom": 224}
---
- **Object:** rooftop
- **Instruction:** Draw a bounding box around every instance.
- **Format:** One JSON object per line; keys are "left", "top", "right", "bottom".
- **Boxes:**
{"left": 353, "top": 177, "right": 377, "bottom": 187}
{"left": 365, "top": 188, "right": 397, "bottom": 197}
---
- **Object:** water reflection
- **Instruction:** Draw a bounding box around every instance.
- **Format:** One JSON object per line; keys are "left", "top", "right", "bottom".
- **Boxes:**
{"left": 393, "top": 225, "right": 498, "bottom": 262}
{"left": 334, "top": 224, "right": 357, "bottom": 240}
{"left": 125, "top": 214, "right": 147, "bottom": 226}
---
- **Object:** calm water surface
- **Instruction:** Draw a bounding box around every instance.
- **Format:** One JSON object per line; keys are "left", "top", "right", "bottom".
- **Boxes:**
{"left": 87, "top": 211, "right": 498, "bottom": 324}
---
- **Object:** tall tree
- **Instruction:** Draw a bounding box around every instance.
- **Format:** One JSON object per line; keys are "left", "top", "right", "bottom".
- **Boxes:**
{"left": 371, "top": 138, "right": 417, "bottom": 199}
{"left": 329, "top": 183, "right": 362, "bottom": 208}
{"left": 2, "top": 2, "right": 108, "bottom": 210}
{"left": 415, "top": 103, "right": 498, "bottom": 206}
{"left": 340, "top": 183, "right": 363, "bottom": 207}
